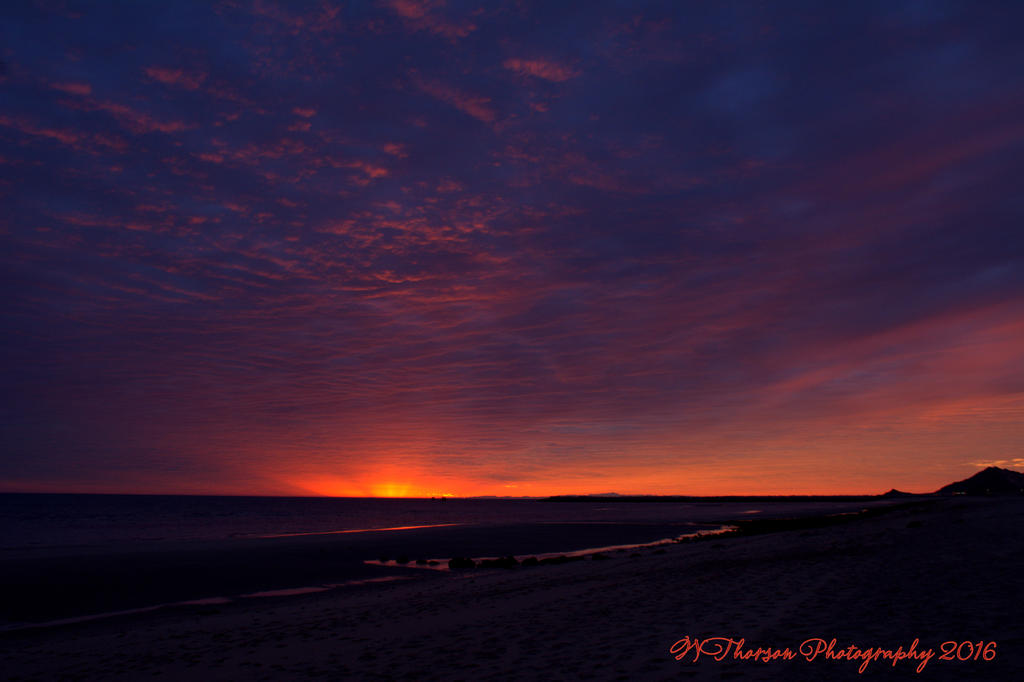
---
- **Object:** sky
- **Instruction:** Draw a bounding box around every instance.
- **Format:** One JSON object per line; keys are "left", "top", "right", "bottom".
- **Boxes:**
{"left": 2, "top": 1, "right": 1023, "bottom": 497}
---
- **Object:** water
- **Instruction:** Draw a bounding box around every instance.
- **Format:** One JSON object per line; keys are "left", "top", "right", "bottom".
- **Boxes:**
{"left": 0, "top": 493, "right": 702, "bottom": 552}
{"left": 0, "top": 493, "right": 899, "bottom": 626}
{"left": 0, "top": 493, "right": 889, "bottom": 554}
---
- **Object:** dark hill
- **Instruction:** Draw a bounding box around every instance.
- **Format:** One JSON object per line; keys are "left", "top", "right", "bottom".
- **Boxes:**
{"left": 880, "top": 488, "right": 916, "bottom": 498}
{"left": 936, "top": 466, "right": 1024, "bottom": 495}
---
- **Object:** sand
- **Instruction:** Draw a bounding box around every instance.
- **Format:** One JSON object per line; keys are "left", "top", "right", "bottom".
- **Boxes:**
{"left": 1, "top": 497, "right": 1021, "bottom": 681}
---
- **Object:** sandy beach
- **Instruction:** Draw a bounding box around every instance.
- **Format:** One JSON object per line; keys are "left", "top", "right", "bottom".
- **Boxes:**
{"left": 2, "top": 496, "right": 1020, "bottom": 681}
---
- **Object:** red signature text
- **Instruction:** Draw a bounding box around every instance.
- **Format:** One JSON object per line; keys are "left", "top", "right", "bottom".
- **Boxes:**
{"left": 670, "top": 637, "right": 997, "bottom": 673}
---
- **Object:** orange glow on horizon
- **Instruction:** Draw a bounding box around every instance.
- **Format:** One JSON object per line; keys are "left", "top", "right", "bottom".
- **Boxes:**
{"left": 280, "top": 467, "right": 936, "bottom": 499}
{"left": 5, "top": 459, "right": 1023, "bottom": 498}
{"left": 286, "top": 469, "right": 464, "bottom": 498}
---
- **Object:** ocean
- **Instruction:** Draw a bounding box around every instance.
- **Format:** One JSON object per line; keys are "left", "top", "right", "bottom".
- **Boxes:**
{"left": 0, "top": 493, "right": 895, "bottom": 627}
{"left": 0, "top": 493, "right": 883, "bottom": 553}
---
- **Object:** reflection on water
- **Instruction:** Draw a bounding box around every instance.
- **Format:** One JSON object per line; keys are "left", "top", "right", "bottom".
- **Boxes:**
{"left": 365, "top": 525, "right": 738, "bottom": 571}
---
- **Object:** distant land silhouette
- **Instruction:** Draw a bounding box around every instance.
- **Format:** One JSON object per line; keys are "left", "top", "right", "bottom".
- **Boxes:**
{"left": 936, "top": 465, "right": 1024, "bottom": 495}
{"left": 880, "top": 488, "right": 916, "bottom": 498}
{"left": 543, "top": 467, "right": 1024, "bottom": 502}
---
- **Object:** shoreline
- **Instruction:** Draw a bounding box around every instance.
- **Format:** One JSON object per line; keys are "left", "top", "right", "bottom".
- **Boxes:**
{"left": 2, "top": 499, "right": 920, "bottom": 627}
{"left": 0, "top": 519, "right": 737, "bottom": 625}
{"left": 1, "top": 497, "right": 1021, "bottom": 680}
{"left": 0, "top": 499, "right": 907, "bottom": 626}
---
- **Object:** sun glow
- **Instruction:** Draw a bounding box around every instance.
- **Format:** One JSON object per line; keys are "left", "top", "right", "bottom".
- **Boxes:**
{"left": 286, "top": 470, "right": 464, "bottom": 498}
{"left": 370, "top": 481, "right": 413, "bottom": 498}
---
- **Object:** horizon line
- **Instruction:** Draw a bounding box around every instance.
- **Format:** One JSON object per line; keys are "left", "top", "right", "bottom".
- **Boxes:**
{"left": 0, "top": 489, "right": 934, "bottom": 499}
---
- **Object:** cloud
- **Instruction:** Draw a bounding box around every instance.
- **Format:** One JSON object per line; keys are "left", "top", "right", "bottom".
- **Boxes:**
{"left": 384, "top": 0, "right": 476, "bottom": 39}
{"left": 0, "top": 114, "right": 126, "bottom": 153}
{"left": 60, "top": 96, "right": 191, "bottom": 134}
{"left": 381, "top": 142, "right": 407, "bottom": 157}
{"left": 52, "top": 81, "right": 92, "bottom": 96}
{"left": 145, "top": 66, "right": 207, "bottom": 90}
{"left": 971, "top": 458, "right": 1024, "bottom": 469}
{"left": 413, "top": 76, "right": 496, "bottom": 123}
{"left": 503, "top": 58, "right": 579, "bottom": 82}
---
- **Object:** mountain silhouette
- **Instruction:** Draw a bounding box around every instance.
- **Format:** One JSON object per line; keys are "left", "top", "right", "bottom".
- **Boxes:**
{"left": 880, "top": 488, "right": 915, "bottom": 498}
{"left": 936, "top": 466, "right": 1024, "bottom": 495}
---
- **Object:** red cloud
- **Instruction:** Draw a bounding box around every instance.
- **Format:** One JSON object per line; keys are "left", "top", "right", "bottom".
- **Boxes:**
{"left": 145, "top": 66, "right": 206, "bottom": 90}
{"left": 414, "top": 76, "right": 495, "bottom": 123}
{"left": 94, "top": 100, "right": 190, "bottom": 133}
{"left": 52, "top": 81, "right": 92, "bottom": 96}
{"left": 385, "top": 0, "right": 475, "bottom": 40}
{"left": 0, "top": 115, "right": 125, "bottom": 153}
{"left": 60, "top": 95, "right": 190, "bottom": 135}
{"left": 503, "top": 58, "right": 579, "bottom": 82}
{"left": 381, "top": 142, "right": 407, "bottom": 158}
